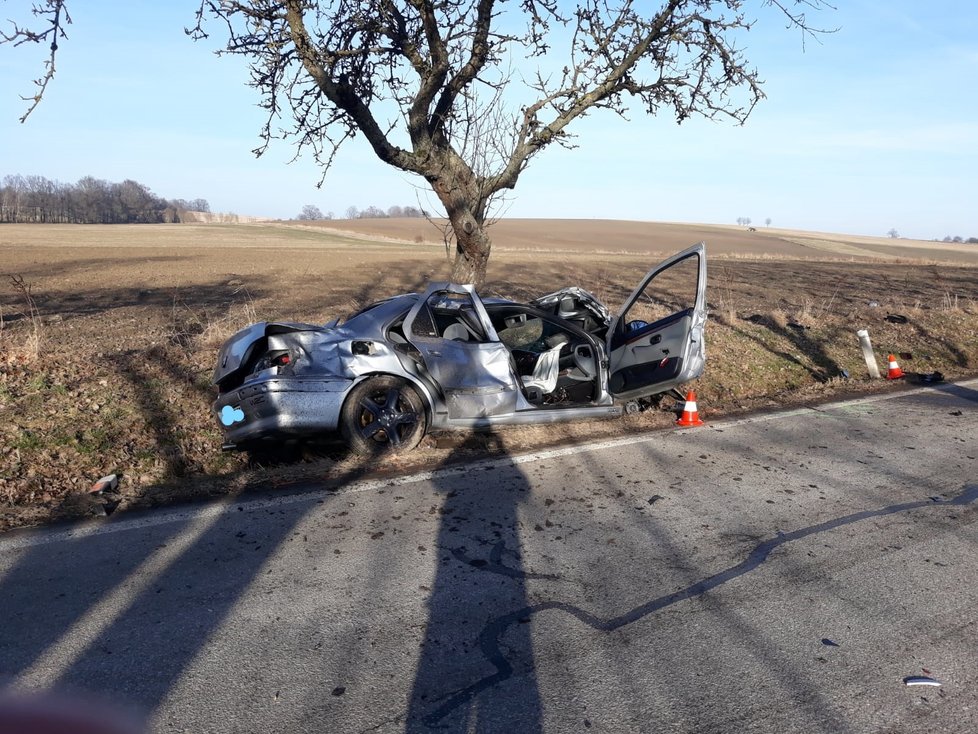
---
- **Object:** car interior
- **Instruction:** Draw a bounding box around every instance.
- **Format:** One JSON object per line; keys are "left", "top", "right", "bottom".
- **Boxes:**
{"left": 486, "top": 306, "right": 598, "bottom": 406}
{"left": 553, "top": 296, "right": 608, "bottom": 337}
{"left": 385, "top": 298, "right": 600, "bottom": 407}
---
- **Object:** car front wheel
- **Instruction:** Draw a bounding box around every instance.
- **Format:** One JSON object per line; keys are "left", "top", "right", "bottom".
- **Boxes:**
{"left": 340, "top": 375, "right": 427, "bottom": 455}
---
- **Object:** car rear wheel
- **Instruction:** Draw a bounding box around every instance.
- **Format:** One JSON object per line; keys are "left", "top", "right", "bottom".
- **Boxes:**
{"left": 340, "top": 375, "right": 427, "bottom": 455}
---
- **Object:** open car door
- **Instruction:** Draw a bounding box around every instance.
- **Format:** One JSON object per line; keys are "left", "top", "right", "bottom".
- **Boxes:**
{"left": 606, "top": 242, "right": 707, "bottom": 401}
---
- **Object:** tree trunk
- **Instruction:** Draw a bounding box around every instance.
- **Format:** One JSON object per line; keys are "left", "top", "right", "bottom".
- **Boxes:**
{"left": 448, "top": 218, "right": 491, "bottom": 285}
{"left": 428, "top": 154, "right": 492, "bottom": 286}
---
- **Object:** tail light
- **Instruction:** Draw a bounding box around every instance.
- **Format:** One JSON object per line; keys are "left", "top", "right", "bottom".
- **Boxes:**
{"left": 250, "top": 350, "right": 293, "bottom": 376}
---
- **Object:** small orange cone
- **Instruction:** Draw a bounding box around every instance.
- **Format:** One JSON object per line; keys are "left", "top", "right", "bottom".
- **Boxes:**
{"left": 676, "top": 391, "right": 705, "bottom": 427}
{"left": 886, "top": 354, "right": 905, "bottom": 380}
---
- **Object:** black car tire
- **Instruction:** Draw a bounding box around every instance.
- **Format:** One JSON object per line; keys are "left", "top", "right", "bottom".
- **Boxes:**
{"left": 341, "top": 375, "right": 428, "bottom": 455}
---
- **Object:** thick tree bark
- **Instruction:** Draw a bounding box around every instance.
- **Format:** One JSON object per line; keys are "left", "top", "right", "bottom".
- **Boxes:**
{"left": 426, "top": 152, "right": 492, "bottom": 285}
{"left": 448, "top": 220, "right": 491, "bottom": 285}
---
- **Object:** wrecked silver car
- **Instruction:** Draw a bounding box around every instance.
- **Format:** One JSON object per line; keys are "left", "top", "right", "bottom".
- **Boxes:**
{"left": 212, "top": 242, "right": 706, "bottom": 454}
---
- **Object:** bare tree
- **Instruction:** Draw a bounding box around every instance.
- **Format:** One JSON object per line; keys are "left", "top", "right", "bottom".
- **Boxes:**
{"left": 360, "top": 205, "right": 387, "bottom": 219}
{"left": 0, "top": 174, "right": 200, "bottom": 223}
{"left": 5, "top": 0, "right": 831, "bottom": 284}
{"left": 296, "top": 203, "right": 324, "bottom": 220}
{"left": 765, "top": 217, "right": 772, "bottom": 227}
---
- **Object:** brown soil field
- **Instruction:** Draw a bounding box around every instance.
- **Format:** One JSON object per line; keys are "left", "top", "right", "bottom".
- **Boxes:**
{"left": 310, "top": 217, "right": 978, "bottom": 264}
{"left": 2, "top": 220, "right": 977, "bottom": 531}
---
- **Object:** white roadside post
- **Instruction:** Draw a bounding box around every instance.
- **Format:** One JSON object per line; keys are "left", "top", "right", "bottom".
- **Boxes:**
{"left": 856, "top": 329, "right": 881, "bottom": 379}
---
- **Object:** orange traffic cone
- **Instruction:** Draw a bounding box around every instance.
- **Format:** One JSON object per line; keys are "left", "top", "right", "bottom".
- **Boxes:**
{"left": 886, "top": 354, "right": 905, "bottom": 380}
{"left": 676, "top": 391, "right": 705, "bottom": 427}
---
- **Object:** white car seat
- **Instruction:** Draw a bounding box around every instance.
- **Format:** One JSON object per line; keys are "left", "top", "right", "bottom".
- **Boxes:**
{"left": 442, "top": 323, "right": 470, "bottom": 341}
{"left": 521, "top": 342, "right": 564, "bottom": 394}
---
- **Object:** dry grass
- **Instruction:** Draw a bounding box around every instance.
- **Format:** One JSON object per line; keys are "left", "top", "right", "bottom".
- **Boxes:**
{"left": 1, "top": 275, "right": 43, "bottom": 364}
{"left": 169, "top": 292, "right": 260, "bottom": 351}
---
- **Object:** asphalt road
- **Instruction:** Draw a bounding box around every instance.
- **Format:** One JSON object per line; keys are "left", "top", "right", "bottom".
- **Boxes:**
{"left": 1, "top": 380, "right": 976, "bottom": 733}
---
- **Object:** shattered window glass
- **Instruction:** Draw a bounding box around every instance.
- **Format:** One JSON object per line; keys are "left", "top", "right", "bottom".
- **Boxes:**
{"left": 425, "top": 290, "right": 486, "bottom": 341}
{"left": 411, "top": 303, "right": 439, "bottom": 338}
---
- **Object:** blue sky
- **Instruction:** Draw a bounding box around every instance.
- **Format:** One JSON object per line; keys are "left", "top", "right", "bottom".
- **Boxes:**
{"left": 1, "top": 1, "right": 976, "bottom": 239}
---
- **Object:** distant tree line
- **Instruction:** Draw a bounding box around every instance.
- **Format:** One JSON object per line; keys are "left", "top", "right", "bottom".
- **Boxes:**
{"left": 294, "top": 203, "right": 427, "bottom": 221}
{"left": 0, "top": 174, "right": 210, "bottom": 224}
{"left": 940, "top": 235, "right": 978, "bottom": 244}
{"left": 344, "top": 204, "right": 426, "bottom": 220}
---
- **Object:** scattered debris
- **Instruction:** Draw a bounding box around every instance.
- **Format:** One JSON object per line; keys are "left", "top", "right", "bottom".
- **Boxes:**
{"left": 89, "top": 474, "right": 119, "bottom": 494}
{"left": 102, "top": 498, "right": 121, "bottom": 516}
{"left": 868, "top": 300, "right": 880, "bottom": 308}
{"left": 648, "top": 495, "right": 665, "bottom": 505}
{"left": 839, "top": 369, "right": 850, "bottom": 380}
{"left": 885, "top": 314, "right": 909, "bottom": 324}
{"left": 331, "top": 686, "right": 346, "bottom": 696}
{"left": 787, "top": 320, "right": 809, "bottom": 331}
{"left": 820, "top": 638, "right": 840, "bottom": 647}
{"left": 950, "top": 409, "right": 963, "bottom": 416}
{"left": 917, "top": 371, "right": 945, "bottom": 384}
{"left": 903, "top": 676, "right": 941, "bottom": 687}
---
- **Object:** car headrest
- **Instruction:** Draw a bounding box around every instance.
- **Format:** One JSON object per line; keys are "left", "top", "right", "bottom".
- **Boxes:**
{"left": 443, "top": 323, "right": 470, "bottom": 341}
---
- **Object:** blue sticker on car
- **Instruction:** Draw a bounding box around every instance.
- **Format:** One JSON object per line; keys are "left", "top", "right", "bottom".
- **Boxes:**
{"left": 220, "top": 405, "right": 246, "bottom": 426}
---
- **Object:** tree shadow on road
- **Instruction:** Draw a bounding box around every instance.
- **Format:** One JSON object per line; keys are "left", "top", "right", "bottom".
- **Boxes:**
{"left": 0, "top": 462, "right": 371, "bottom": 723}
{"left": 406, "top": 432, "right": 545, "bottom": 732}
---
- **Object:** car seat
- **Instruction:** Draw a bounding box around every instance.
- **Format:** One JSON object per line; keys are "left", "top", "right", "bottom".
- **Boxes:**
{"left": 521, "top": 342, "right": 564, "bottom": 394}
{"left": 442, "top": 323, "right": 470, "bottom": 341}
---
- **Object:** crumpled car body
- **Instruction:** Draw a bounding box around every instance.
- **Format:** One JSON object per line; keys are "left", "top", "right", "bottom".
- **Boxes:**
{"left": 212, "top": 242, "right": 707, "bottom": 454}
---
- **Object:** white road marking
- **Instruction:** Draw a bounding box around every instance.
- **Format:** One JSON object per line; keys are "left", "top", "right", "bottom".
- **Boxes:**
{"left": 2, "top": 378, "right": 974, "bottom": 553}
{"left": 10, "top": 499, "right": 234, "bottom": 691}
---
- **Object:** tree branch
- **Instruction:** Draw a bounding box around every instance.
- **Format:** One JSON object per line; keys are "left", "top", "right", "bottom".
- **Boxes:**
{"left": 1, "top": 0, "right": 72, "bottom": 122}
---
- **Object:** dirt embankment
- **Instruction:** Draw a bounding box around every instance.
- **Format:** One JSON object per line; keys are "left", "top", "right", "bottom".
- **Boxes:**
{"left": 1, "top": 221, "right": 976, "bottom": 532}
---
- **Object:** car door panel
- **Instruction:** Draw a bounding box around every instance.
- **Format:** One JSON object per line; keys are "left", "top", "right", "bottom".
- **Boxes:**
{"left": 607, "top": 243, "right": 706, "bottom": 400}
{"left": 403, "top": 283, "right": 520, "bottom": 418}
{"left": 608, "top": 312, "right": 691, "bottom": 393}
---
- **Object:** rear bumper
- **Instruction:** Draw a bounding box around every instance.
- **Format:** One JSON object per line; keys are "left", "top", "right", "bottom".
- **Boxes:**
{"left": 213, "top": 377, "right": 353, "bottom": 446}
